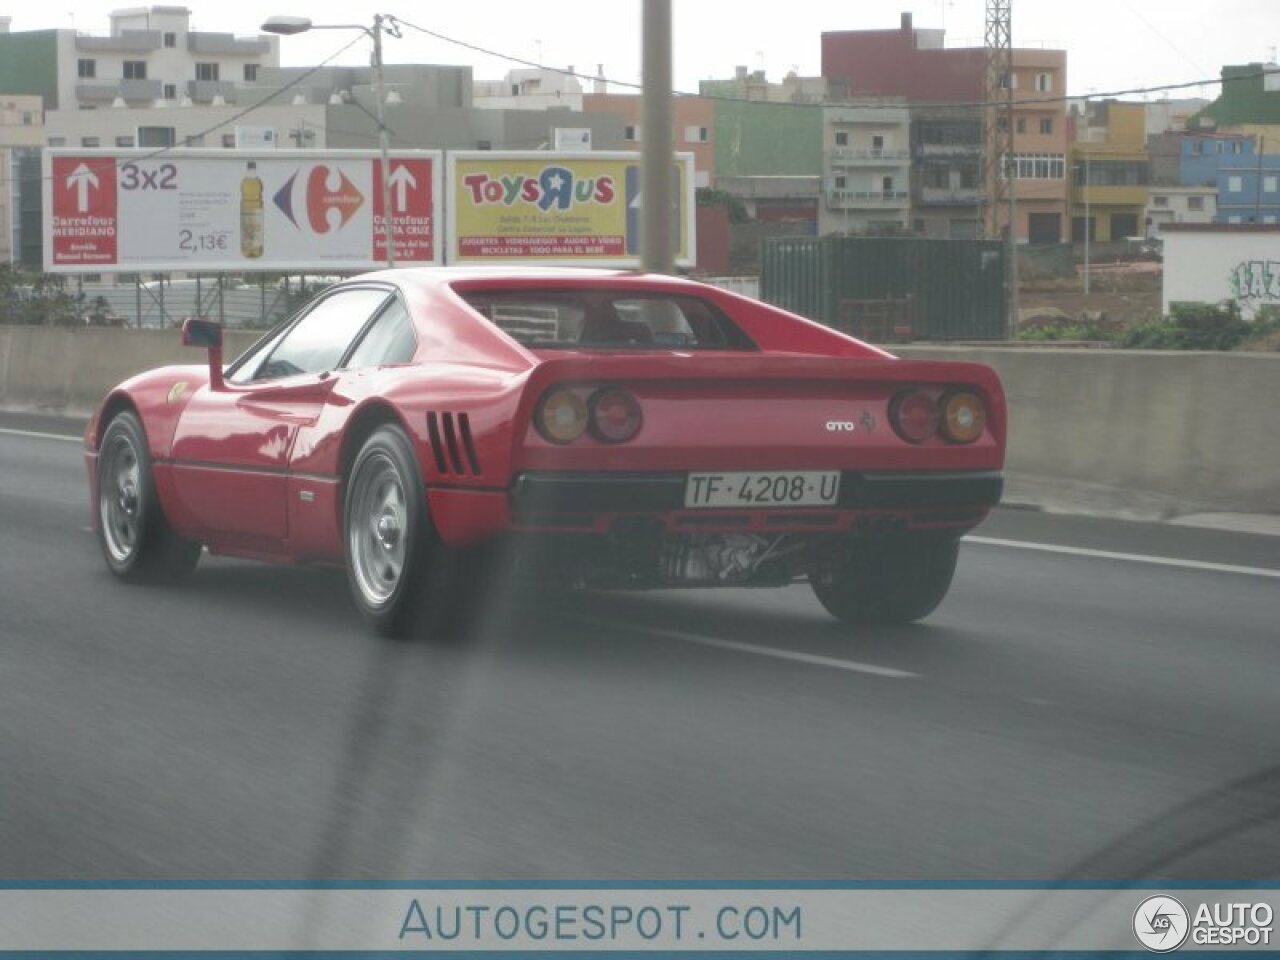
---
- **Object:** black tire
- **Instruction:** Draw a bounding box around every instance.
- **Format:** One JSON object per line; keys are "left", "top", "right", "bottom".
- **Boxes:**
{"left": 343, "top": 424, "right": 457, "bottom": 638}
{"left": 810, "top": 538, "right": 960, "bottom": 626}
{"left": 95, "top": 411, "right": 201, "bottom": 584}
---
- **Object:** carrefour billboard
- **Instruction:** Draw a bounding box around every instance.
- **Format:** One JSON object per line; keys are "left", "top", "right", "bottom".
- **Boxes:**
{"left": 42, "top": 149, "right": 442, "bottom": 273}
{"left": 446, "top": 151, "right": 695, "bottom": 267}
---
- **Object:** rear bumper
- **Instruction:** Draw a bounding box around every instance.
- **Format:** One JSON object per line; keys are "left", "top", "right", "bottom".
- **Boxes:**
{"left": 510, "top": 469, "right": 1003, "bottom": 514}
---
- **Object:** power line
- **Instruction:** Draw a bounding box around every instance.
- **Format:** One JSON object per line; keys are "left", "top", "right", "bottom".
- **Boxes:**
{"left": 389, "top": 13, "right": 1277, "bottom": 112}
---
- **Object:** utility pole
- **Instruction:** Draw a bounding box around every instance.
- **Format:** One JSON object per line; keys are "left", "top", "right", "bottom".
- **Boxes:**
{"left": 983, "top": 0, "right": 1016, "bottom": 336}
{"left": 640, "top": 0, "right": 674, "bottom": 274}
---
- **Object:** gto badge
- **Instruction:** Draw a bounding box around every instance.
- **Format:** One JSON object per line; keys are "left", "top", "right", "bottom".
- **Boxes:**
{"left": 166, "top": 381, "right": 190, "bottom": 405}
{"left": 826, "top": 420, "right": 856, "bottom": 432}
{"left": 860, "top": 411, "right": 877, "bottom": 432}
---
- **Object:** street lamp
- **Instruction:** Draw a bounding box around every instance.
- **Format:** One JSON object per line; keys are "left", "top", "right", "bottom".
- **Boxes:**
{"left": 262, "top": 14, "right": 400, "bottom": 267}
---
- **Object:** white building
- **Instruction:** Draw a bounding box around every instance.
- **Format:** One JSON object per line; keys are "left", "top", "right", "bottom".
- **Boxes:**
{"left": 1, "top": 94, "right": 45, "bottom": 264}
{"left": 474, "top": 66, "right": 600, "bottom": 112}
{"left": 40, "top": 7, "right": 278, "bottom": 110}
{"left": 1147, "top": 185, "right": 1217, "bottom": 236}
{"left": 820, "top": 103, "right": 912, "bottom": 235}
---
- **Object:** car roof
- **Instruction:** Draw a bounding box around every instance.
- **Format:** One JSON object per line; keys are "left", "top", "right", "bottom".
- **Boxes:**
{"left": 355, "top": 265, "right": 709, "bottom": 294}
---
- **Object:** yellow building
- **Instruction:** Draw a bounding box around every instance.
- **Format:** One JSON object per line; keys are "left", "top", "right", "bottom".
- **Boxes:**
{"left": 1070, "top": 100, "right": 1151, "bottom": 243}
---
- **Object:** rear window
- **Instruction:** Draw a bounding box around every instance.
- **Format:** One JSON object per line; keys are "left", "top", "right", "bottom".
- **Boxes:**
{"left": 458, "top": 289, "right": 757, "bottom": 351}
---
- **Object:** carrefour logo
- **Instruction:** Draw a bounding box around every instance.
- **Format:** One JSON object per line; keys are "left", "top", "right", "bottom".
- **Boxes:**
{"left": 463, "top": 166, "right": 616, "bottom": 211}
{"left": 273, "top": 165, "right": 365, "bottom": 234}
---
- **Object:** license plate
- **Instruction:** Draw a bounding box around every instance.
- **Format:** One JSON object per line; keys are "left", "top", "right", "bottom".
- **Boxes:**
{"left": 684, "top": 471, "right": 841, "bottom": 509}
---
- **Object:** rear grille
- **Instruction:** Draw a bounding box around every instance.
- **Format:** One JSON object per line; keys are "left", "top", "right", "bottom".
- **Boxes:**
{"left": 426, "top": 411, "right": 482, "bottom": 477}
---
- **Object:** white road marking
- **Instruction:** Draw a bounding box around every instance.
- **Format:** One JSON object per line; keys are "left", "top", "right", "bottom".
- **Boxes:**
{"left": 573, "top": 618, "right": 918, "bottom": 679}
{"left": 0, "top": 427, "right": 81, "bottom": 444}
{"left": 968, "top": 536, "right": 1280, "bottom": 580}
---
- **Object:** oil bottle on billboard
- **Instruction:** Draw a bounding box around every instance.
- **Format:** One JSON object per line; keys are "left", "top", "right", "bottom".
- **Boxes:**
{"left": 240, "top": 161, "right": 264, "bottom": 258}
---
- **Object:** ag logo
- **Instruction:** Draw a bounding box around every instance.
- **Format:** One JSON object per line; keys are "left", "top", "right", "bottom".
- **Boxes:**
{"left": 1133, "top": 895, "right": 1190, "bottom": 953}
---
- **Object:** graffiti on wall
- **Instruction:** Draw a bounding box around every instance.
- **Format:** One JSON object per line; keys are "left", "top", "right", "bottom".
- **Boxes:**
{"left": 1228, "top": 260, "right": 1280, "bottom": 311}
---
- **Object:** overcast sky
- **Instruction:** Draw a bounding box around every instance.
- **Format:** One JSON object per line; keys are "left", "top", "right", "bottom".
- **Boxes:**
{"left": 12, "top": 1, "right": 1278, "bottom": 103}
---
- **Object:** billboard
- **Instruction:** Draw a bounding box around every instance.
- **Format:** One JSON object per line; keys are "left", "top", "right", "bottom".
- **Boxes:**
{"left": 42, "top": 149, "right": 442, "bottom": 273}
{"left": 446, "top": 151, "right": 695, "bottom": 268}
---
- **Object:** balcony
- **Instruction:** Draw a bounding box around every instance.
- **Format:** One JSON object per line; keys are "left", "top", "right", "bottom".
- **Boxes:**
{"left": 187, "top": 80, "right": 238, "bottom": 104}
{"left": 75, "top": 30, "right": 162, "bottom": 52}
{"left": 75, "top": 79, "right": 164, "bottom": 102}
{"left": 916, "top": 141, "right": 982, "bottom": 157}
{"left": 829, "top": 146, "right": 910, "bottom": 166}
{"left": 187, "top": 32, "right": 271, "bottom": 56}
{"left": 828, "top": 190, "right": 910, "bottom": 209}
{"left": 920, "top": 186, "right": 981, "bottom": 206}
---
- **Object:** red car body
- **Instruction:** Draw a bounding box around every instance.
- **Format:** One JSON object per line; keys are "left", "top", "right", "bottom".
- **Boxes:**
{"left": 85, "top": 268, "right": 1006, "bottom": 633}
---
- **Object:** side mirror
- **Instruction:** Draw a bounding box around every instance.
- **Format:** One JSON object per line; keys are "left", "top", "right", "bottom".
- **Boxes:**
{"left": 181, "top": 316, "right": 225, "bottom": 391}
{"left": 181, "top": 316, "right": 223, "bottom": 348}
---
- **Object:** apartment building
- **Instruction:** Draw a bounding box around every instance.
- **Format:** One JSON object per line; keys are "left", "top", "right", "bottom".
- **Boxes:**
{"left": 911, "top": 109, "right": 982, "bottom": 238}
{"left": 1070, "top": 100, "right": 1151, "bottom": 243}
{"left": 0, "top": 8, "right": 278, "bottom": 110}
{"left": 820, "top": 103, "right": 911, "bottom": 235}
{"left": 821, "top": 12, "right": 1068, "bottom": 243}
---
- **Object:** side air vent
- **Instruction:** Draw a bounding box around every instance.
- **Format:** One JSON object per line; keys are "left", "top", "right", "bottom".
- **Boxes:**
{"left": 426, "top": 411, "right": 482, "bottom": 476}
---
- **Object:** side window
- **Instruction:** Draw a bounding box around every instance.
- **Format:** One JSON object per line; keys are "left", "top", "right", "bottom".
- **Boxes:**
{"left": 252, "top": 288, "right": 390, "bottom": 381}
{"left": 343, "top": 297, "right": 417, "bottom": 369}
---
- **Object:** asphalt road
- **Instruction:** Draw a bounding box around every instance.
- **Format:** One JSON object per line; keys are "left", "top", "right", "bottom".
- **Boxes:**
{"left": 2, "top": 414, "right": 1278, "bottom": 881}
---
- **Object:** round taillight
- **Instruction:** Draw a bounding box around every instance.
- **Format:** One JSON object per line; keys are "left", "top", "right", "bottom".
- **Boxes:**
{"left": 536, "top": 388, "right": 588, "bottom": 444}
{"left": 890, "top": 390, "right": 940, "bottom": 444}
{"left": 941, "top": 390, "right": 986, "bottom": 444}
{"left": 589, "top": 387, "right": 643, "bottom": 444}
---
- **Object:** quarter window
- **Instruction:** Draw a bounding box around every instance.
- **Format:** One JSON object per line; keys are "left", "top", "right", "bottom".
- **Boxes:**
{"left": 344, "top": 297, "right": 418, "bottom": 369}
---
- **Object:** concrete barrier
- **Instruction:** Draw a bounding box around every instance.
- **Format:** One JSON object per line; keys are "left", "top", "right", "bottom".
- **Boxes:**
{"left": 0, "top": 326, "right": 260, "bottom": 415}
{"left": 1, "top": 326, "right": 1277, "bottom": 515}
{"left": 897, "top": 345, "right": 1280, "bottom": 515}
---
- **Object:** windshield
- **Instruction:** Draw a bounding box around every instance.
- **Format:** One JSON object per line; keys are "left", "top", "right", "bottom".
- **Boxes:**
{"left": 458, "top": 289, "right": 758, "bottom": 351}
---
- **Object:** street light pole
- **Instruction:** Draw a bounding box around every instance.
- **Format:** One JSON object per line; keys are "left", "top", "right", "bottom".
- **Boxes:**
{"left": 370, "top": 14, "right": 395, "bottom": 267}
{"left": 262, "top": 13, "right": 398, "bottom": 267}
{"left": 1083, "top": 154, "right": 1091, "bottom": 296}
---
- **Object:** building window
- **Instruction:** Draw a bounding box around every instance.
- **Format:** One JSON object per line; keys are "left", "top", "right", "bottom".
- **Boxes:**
{"left": 1228, "top": 175, "right": 1243, "bottom": 192}
{"left": 244, "top": 63, "right": 258, "bottom": 82}
{"left": 999, "top": 71, "right": 1016, "bottom": 89}
{"left": 1152, "top": 195, "right": 1169, "bottom": 207}
{"left": 1265, "top": 176, "right": 1278, "bottom": 192}
{"left": 1039, "top": 117, "right": 1053, "bottom": 135}
{"left": 1216, "top": 141, "right": 1225, "bottom": 154}
{"left": 997, "top": 116, "right": 1008, "bottom": 133}
{"left": 22, "top": 111, "right": 32, "bottom": 126}
{"left": 882, "top": 175, "right": 894, "bottom": 193}
{"left": 137, "top": 125, "right": 175, "bottom": 147}
{"left": 624, "top": 125, "right": 638, "bottom": 141}
{"left": 872, "top": 134, "right": 884, "bottom": 150}
{"left": 196, "top": 63, "right": 219, "bottom": 82}
{"left": 476, "top": 139, "right": 492, "bottom": 151}
{"left": 164, "top": 83, "right": 177, "bottom": 100}
{"left": 1035, "top": 73, "right": 1051, "bottom": 92}
{"left": 81, "top": 136, "right": 100, "bottom": 148}
{"left": 115, "top": 135, "right": 135, "bottom": 147}
{"left": 835, "top": 130, "right": 848, "bottom": 146}
{"left": 1231, "top": 141, "right": 1242, "bottom": 154}
{"left": 123, "top": 61, "right": 147, "bottom": 80}
{"left": 163, "top": 31, "right": 176, "bottom": 47}
{"left": 78, "top": 59, "right": 96, "bottom": 78}
{"left": 1229, "top": 215, "right": 1242, "bottom": 223}
{"left": 834, "top": 175, "right": 846, "bottom": 189}
{"left": 1187, "top": 196, "right": 1204, "bottom": 211}
{"left": 1015, "top": 117, "right": 1026, "bottom": 134}
{"left": 184, "top": 134, "right": 205, "bottom": 147}
{"left": 47, "top": 136, "right": 66, "bottom": 146}
{"left": 683, "top": 125, "right": 708, "bottom": 142}
{"left": 222, "top": 133, "right": 236, "bottom": 147}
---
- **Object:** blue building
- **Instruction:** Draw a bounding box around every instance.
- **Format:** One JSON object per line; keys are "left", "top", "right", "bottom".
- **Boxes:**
{"left": 1216, "top": 155, "right": 1280, "bottom": 224}
{"left": 1179, "top": 134, "right": 1254, "bottom": 186}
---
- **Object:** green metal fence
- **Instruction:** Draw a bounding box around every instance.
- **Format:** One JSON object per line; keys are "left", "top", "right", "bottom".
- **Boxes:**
{"left": 760, "top": 236, "right": 1008, "bottom": 341}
